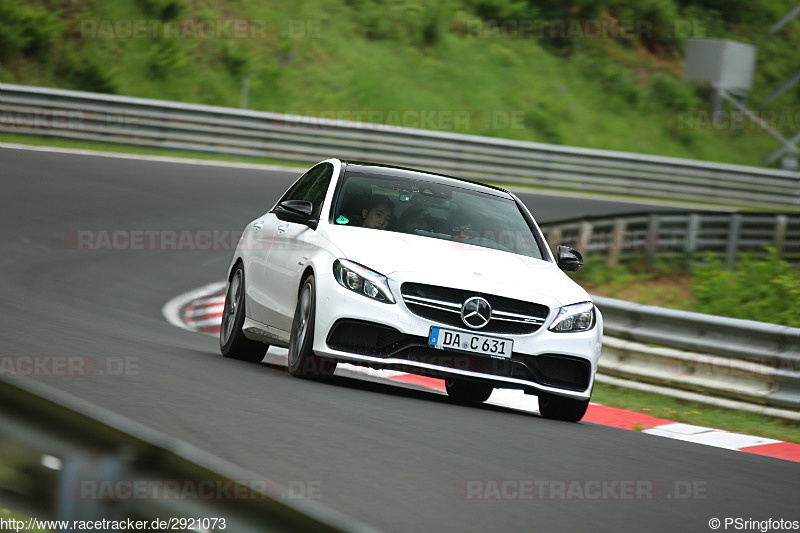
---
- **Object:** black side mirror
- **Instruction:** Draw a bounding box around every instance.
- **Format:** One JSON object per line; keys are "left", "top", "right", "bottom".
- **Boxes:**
{"left": 275, "top": 200, "right": 317, "bottom": 229}
{"left": 556, "top": 245, "right": 583, "bottom": 272}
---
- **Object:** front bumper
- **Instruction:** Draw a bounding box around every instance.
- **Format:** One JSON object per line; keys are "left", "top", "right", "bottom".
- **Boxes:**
{"left": 312, "top": 271, "right": 602, "bottom": 401}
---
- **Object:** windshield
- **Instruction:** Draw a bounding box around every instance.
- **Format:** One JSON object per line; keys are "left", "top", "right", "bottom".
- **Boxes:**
{"left": 331, "top": 170, "right": 545, "bottom": 260}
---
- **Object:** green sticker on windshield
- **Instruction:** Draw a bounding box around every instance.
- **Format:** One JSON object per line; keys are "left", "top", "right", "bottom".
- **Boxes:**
{"left": 336, "top": 216, "right": 349, "bottom": 224}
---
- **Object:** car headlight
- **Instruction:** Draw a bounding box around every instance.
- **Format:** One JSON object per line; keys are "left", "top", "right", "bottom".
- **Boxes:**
{"left": 333, "top": 259, "right": 395, "bottom": 303}
{"left": 549, "top": 302, "right": 595, "bottom": 332}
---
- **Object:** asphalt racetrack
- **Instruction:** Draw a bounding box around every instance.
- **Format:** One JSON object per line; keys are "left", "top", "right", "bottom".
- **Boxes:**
{"left": 1, "top": 146, "right": 796, "bottom": 532}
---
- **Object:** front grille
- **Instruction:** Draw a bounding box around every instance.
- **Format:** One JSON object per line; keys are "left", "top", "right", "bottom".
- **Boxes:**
{"left": 325, "top": 319, "right": 590, "bottom": 392}
{"left": 401, "top": 282, "right": 549, "bottom": 334}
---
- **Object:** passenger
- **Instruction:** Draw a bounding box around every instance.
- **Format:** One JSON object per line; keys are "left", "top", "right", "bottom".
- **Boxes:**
{"left": 360, "top": 194, "right": 395, "bottom": 230}
{"left": 398, "top": 206, "right": 430, "bottom": 233}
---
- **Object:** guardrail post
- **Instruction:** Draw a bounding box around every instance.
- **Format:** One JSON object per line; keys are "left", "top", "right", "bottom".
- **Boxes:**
{"left": 58, "top": 453, "right": 125, "bottom": 524}
{"left": 576, "top": 221, "right": 593, "bottom": 258}
{"left": 685, "top": 213, "right": 700, "bottom": 260}
{"left": 646, "top": 214, "right": 660, "bottom": 265}
{"left": 774, "top": 214, "right": 788, "bottom": 257}
{"left": 725, "top": 213, "right": 742, "bottom": 264}
{"left": 608, "top": 218, "right": 627, "bottom": 266}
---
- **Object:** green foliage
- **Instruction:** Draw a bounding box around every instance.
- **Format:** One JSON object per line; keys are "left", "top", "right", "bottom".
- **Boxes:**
{"left": 572, "top": 55, "right": 640, "bottom": 107}
{"left": 3, "top": 0, "right": 800, "bottom": 168}
{"left": 135, "top": 0, "right": 186, "bottom": 19}
{"left": 0, "top": 0, "right": 60, "bottom": 60}
{"left": 345, "top": 0, "right": 455, "bottom": 46}
{"left": 523, "top": 107, "right": 563, "bottom": 144}
{"left": 220, "top": 42, "right": 250, "bottom": 78}
{"left": 647, "top": 71, "right": 701, "bottom": 111}
{"left": 467, "top": 0, "right": 531, "bottom": 19}
{"left": 147, "top": 39, "right": 187, "bottom": 79}
{"left": 692, "top": 248, "right": 800, "bottom": 327}
{"left": 61, "top": 50, "right": 120, "bottom": 93}
{"left": 571, "top": 255, "right": 654, "bottom": 288}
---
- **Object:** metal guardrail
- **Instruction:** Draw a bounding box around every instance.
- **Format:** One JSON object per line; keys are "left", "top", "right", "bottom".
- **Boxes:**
{"left": 1, "top": 83, "right": 799, "bottom": 209}
{"left": 0, "top": 377, "right": 376, "bottom": 532}
{"left": 595, "top": 296, "right": 800, "bottom": 409}
{"left": 541, "top": 211, "right": 800, "bottom": 264}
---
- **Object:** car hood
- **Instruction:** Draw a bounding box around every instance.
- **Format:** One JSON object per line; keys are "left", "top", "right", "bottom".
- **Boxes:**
{"left": 322, "top": 225, "right": 590, "bottom": 308}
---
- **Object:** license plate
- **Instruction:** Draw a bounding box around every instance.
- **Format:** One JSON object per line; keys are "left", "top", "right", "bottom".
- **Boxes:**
{"left": 428, "top": 327, "right": 513, "bottom": 359}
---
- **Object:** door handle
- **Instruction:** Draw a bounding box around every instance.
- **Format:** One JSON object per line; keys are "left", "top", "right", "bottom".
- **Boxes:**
{"left": 253, "top": 221, "right": 264, "bottom": 231}
{"left": 277, "top": 224, "right": 289, "bottom": 234}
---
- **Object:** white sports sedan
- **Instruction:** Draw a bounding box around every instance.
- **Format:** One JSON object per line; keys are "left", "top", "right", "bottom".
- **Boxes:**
{"left": 221, "top": 159, "right": 602, "bottom": 421}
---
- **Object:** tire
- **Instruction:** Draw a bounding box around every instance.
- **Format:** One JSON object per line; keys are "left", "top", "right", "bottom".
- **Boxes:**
{"left": 220, "top": 263, "right": 268, "bottom": 362}
{"left": 445, "top": 379, "right": 493, "bottom": 403}
{"left": 538, "top": 392, "right": 589, "bottom": 422}
{"left": 287, "top": 275, "right": 337, "bottom": 378}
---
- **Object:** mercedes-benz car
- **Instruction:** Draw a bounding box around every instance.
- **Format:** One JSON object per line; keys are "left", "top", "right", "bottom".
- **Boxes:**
{"left": 220, "top": 159, "right": 602, "bottom": 421}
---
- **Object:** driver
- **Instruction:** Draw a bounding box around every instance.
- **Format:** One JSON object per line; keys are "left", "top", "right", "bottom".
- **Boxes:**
{"left": 360, "top": 194, "right": 395, "bottom": 230}
{"left": 448, "top": 211, "right": 477, "bottom": 242}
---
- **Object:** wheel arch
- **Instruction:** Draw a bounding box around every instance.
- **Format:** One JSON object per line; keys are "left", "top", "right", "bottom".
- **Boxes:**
{"left": 228, "top": 257, "right": 244, "bottom": 281}
{"left": 298, "top": 265, "right": 316, "bottom": 296}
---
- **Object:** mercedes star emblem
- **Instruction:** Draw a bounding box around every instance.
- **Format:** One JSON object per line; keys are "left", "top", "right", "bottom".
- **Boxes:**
{"left": 461, "top": 296, "right": 492, "bottom": 329}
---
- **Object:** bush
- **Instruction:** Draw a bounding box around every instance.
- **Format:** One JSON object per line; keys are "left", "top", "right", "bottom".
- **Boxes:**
{"left": 647, "top": 72, "right": 701, "bottom": 111}
{"left": 61, "top": 50, "right": 120, "bottom": 93}
{"left": 523, "top": 107, "right": 563, "bottom": 144}
{"left": 148, "top": 39, "right": 187, "bottom": 78}
{"left": 345, "top": 0, "right": 454, "bottom": 46}
{"left": 0, "top": 0, "right": 61, "bottom": 60}
{"left": 571, "top": 255, "right": 656, "bottom": 288}
{"left": 572, "top": 55, "right": 642, "bottom": 106}
{"left": 468, "top": 0, "right": 531, "bottom": 19}
{"left": 136, "top": 0, "right": 186, "bottom": 19}
{"left": 692, "top": 248, "right": 800, "bottom": 327}
{"left": 221, "top": 42, "right": 250, "bottom": 78}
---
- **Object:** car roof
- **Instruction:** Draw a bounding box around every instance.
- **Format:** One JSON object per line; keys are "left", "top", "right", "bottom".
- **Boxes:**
{"left": 340, "top": 160, "right": 512, "bottom": 198}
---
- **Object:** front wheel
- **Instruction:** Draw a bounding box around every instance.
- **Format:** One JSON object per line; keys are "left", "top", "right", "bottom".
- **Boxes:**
{"left": 287, "top": 275, "right": 337, "bottom": 378}
{"left": 220, "top": 264, "right": 268, "bottom": 362}
{"left": 538, "top": 392, "right": 589, "bottom": 422}
{"left": 445, "top": 379, "right": 493, "bottom": 403}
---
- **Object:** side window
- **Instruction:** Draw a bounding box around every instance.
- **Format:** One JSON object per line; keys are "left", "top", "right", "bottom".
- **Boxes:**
{"left": 304, "top": 164, "right": 334, "bottom": 219}
{"left": 277, "top": 165, "right": 325, "bottom": 205}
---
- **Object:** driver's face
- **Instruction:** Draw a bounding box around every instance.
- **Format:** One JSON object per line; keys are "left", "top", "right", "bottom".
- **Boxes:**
{"left": 362, "top": 205, "right": 392, "bottom": 229}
